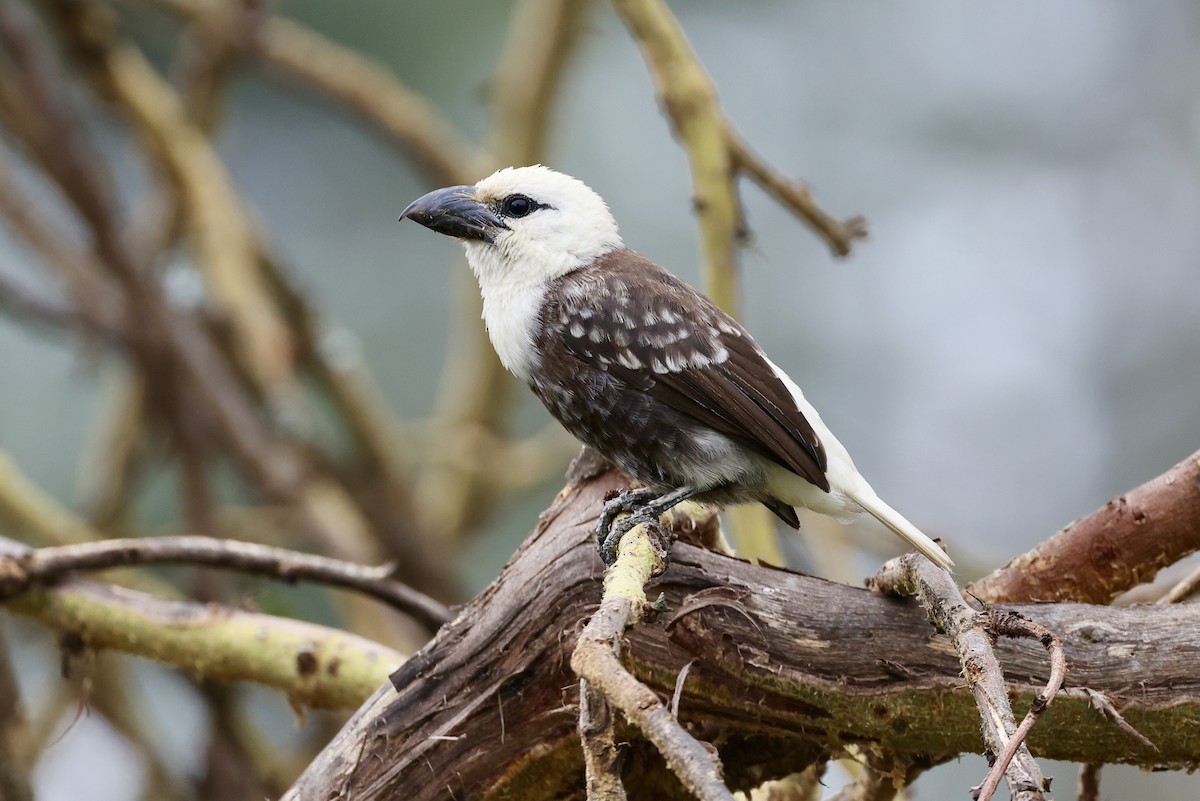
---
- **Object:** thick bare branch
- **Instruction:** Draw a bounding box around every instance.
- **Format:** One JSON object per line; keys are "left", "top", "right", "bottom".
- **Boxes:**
{"left": 284, "top": 467, "right": 1199, "bottom": 800}
{"left": 969, "top": 448, "right": 1200, "bottom": 604}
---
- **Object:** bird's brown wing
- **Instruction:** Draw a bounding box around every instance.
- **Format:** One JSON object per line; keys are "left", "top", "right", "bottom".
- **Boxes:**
{"left": 543, "top": 249, "right": 829, "bottom": 492}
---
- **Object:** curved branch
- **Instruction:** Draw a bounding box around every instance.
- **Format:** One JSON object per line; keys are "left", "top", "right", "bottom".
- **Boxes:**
{"left": 612, "top": 0, "right": 744, "bottom": 311}
{"left": 0, "top": 534, "right": 452, "bottom": 631}
{"left": 140, "top": 0, "right": 486, "bottom": 185}
{"left": 572, "top": 518, "right": 734, "bottom": 801}
{"left": 613, "top": 0, "right": 866, "bottom": 271}
{"left": 969, "top": 448, "right": 1200, "bottom": 604}
{"left": 612, "top": 0, "right": 864, "bottom": 563}
{"left": 255, "top": 16, "right": 488, "bottom": 185}
{"left": 59, "top": 3, "right": 295, "bottom": 400}
{"left": 2, "top": 573, "right": 404, "bottom": 709}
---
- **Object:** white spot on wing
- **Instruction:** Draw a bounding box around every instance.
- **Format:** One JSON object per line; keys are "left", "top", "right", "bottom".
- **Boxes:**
{"left": 616, "top": 351, "right": 642, "bottom": 369}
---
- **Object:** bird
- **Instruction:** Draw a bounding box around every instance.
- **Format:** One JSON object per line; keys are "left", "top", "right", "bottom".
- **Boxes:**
{"left": 399, "top": 165, "right": 953, "bottom": 572}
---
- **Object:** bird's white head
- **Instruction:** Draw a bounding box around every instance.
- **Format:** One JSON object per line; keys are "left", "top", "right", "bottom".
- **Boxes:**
{"left": 400, "top": 166, "right": 623, "bottom": 380}
{"left": 400, "top": 165, "right": 623, "bottom": 288}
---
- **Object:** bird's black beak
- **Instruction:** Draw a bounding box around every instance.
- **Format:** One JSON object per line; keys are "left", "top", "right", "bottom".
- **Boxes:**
{"left": 399, "top": 185, "right": 507, "bottom": 244}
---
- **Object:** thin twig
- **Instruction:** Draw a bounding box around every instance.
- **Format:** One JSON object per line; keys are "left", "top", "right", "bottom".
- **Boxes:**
{"left": 0, "top": 534, "right": 452, "bottom": 630}
{"left": 973, "top": 610, "right": 1067, "bottom": 801}
{"left": 579, "top": 678, "right": 627, "bottom": 801}
{"left": 572, "top": 521, "right": 735, "bottom": 801}
{"left": 1157, "top": 559, "right": 1200, "bottom": 604}
{"left": 670, "top": 658, "right": 695, "bottom": 719}
{"left": 613, "top": 0, "right": 744, "bottom": 312}
{"left": 869, "top": 554, "right": 1051, "bottom": 801}
{"left": 0, "top": 147, "right": 125, "bottom": 324}
{"left": 613, "top": 0, "right": 865, "bottom": 269}
{"left": 728, "top": 132, "right": 868, "bottom": 257}
{"left": 1074, "top": 688, "right": 1158, "bottom": 751}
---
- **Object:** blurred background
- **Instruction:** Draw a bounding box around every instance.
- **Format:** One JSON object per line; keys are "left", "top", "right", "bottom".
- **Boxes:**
{"left": 2, "top": 0, "right": 1198, "bottom": 798}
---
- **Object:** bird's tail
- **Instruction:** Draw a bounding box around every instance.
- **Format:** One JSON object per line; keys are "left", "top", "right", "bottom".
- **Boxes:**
{"left": 844, "top": 487, "right": 954, "bottom": 572}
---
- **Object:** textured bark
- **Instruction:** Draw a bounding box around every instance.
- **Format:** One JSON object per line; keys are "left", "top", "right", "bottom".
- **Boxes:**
{"left": 969, "top": 448, "right": 1200, "bottom": 604}
{"left": 284, "top": 466, "right": 1200, "bottom": 801}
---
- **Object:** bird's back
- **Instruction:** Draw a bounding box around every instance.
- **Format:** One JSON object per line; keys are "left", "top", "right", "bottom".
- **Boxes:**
{"left": 529, "top": 249, "right": 829, "bottom": 495}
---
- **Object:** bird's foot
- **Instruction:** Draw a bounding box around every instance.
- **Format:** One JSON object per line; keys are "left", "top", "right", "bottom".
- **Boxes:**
{"left": 597, "top": 505, "right": 667, "bottom": 567}
{"left": 596, "top": 487, "right": 658, "bottom": 564}
{"left": 595, "top": 485, "right": 699, "bottom": 567}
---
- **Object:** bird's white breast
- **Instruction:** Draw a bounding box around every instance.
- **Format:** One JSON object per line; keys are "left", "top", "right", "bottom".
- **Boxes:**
{"left": 463, "top": 241, "right": 547, "bottom": 382}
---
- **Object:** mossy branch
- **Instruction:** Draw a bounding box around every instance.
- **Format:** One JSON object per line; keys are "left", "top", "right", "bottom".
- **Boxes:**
{"left": 3, "top": 573, "right": 403, "bottom": 710}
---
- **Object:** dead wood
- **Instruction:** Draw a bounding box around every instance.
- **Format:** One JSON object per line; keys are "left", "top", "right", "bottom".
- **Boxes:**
{"left": 970, "top": 448, "right": 1200, "bottom": 604}
{"left": 869, "top": 555, "right": 1062, "bottom": 801}
{"left": 284, "top": 465, "right": 1200, "bottom": 801}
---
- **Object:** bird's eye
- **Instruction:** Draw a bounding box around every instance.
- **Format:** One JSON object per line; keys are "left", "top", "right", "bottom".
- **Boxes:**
{"left": 500, "top": 194, "right": 536, "bottom": 218}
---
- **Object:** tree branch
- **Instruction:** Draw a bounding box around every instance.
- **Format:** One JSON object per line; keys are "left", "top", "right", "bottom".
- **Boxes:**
{"left": 2, "top": 572, "right": 403, "bottom": 709}
{"left": 969, "top": 448, "right": 1200, "bottom": 604}
{"left": 572, "top": 517, "right": 735, "bottom": 801}
{"left": 611, "top": 0, "right": 864, "bottom": 564}
{"left": 613, "top": 0, "right": 866, "bottom": 271}
{"left": 580, "top": 677, "right": 627, "bottom": 801}
{"left": 869, "top": 555, "right": 1054, "bottom": 801}
{"left": 283, "top": 466, "right": 1200, "bottom": 800}
{"left": 417, "top": 0, "right": 590, "bottom": 541}
{"left": 0, "top": 623, "right": 32, "bottom": 801}
{"left": 0, "top": 534, "right": 452, "bottom": 631}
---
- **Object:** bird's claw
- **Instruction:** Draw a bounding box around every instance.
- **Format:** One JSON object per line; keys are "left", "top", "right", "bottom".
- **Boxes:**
{"left": 596, "top": 487, "right": 658, "bottom": 565}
